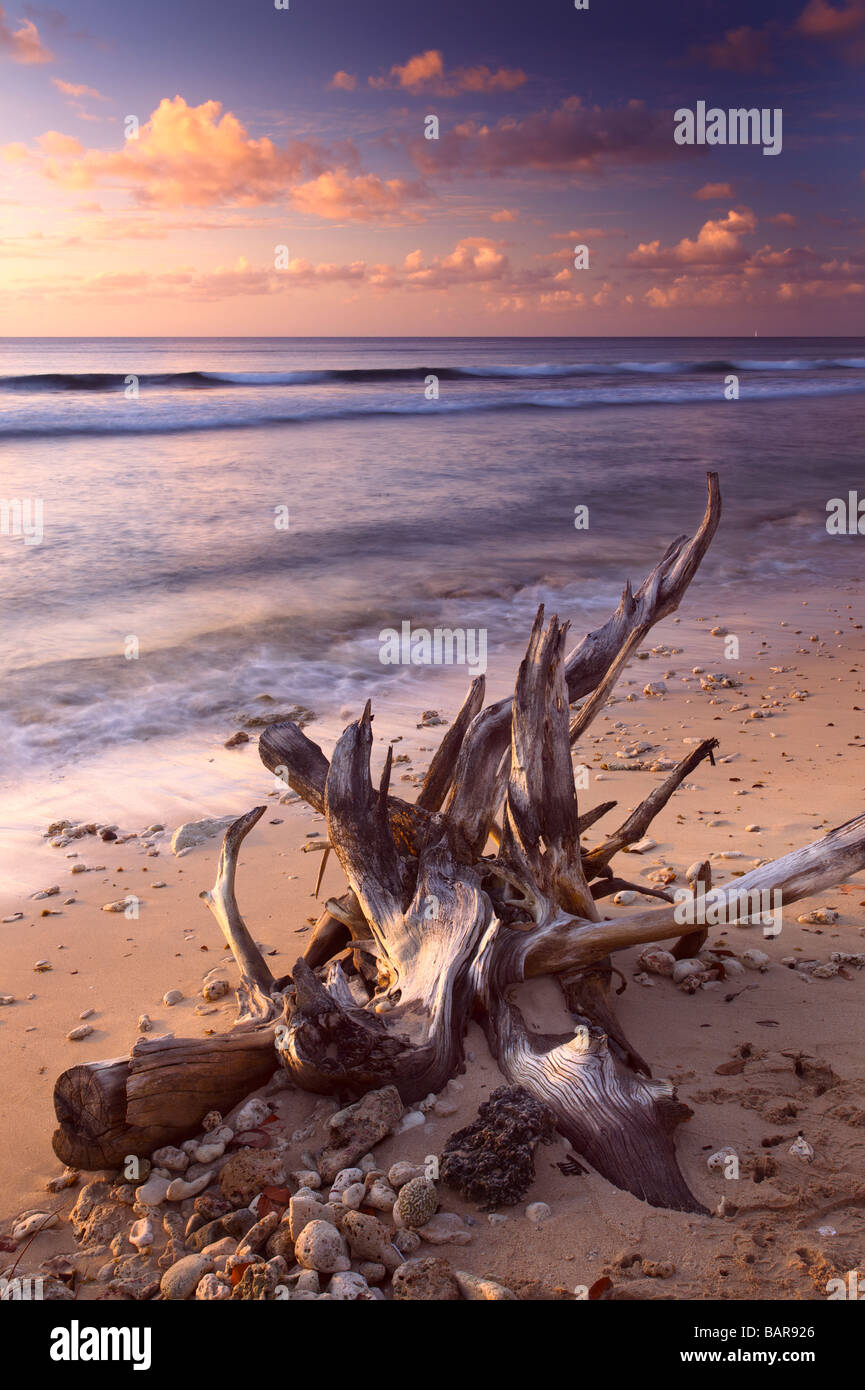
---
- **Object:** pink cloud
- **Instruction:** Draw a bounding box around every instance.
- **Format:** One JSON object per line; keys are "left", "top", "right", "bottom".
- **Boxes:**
{"left": 693, "top": 181, "right": 734, "bottom": 200}
{"left": 403, "top": 237, "right": 510, "bottom": 288}
{"left": 795, "top": 0, "right": 865, "bottom": 38}
{"left": 290, "top": 168, "right": 426, "bottom": 223}
{"left": 0, "top": 5, "right": 52, "bottom": 63}
{"left": 4, "top": 96, "right": 339, "bottom": 207}
{"left": 490, "top": 208, "right": 518, "bottom": 222}
{"left": 329, "top": 70, "right": 357, "bottom": 91}
{"left": 370, "top": 48, "right": 526, "bottom": 95}
{"left": 53, "top": 79, "right": 108, "bottom": 101}
{"left": 689, "top": 25, "right": 774, "bottom": 72}
{"left": 627, "top": 209, "right": 757, "bottom": 269}
{"left": 768, "top": 211, "right": 798, "bottom": 226}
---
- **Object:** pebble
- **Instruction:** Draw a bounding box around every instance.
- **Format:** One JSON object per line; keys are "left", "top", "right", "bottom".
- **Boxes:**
{"left": 742, "top": 949, "right": 770, "bottom": 972}
{"left": 202, "top": 978, "right": 230, "bottom": 1002}
{"left": 789, "top": 1135, "right": 814, "bottom": 1162}
{"left": 340, "top": 1183, "right": 366, "bottom": 1209}
{"left": 66, "top": 1024, "right": 93, "bottom": 1041}
{"left": 398, "top": 1110, "right": 425, "bottom": 1132}
{"left": 137, "top": 1014, "right": 152, "bottom": 1033}
{"left": 328, "top": 1271, "right": 372, "bottom": 1300}
{"left": 128, "top": 1218, "right": 153, "bottom": 1253}
{"left": 101, "top": 900, "right": 129, "bottom": 913}
{"left": 672, "top": 959, "right": 704, "bottom": 984}
{"left": 526, "top": 1202, "right": 552, "bottom": 1225}
{"left": 637, "top": 947, "right": 676, "bottom": 977}
{"left": 163, "top": 989, "right": 183, "bottom": 1006}
{"left": 166, "top": 1170, "right": 213, "bottom": 1201}
{"left": 294, "top": 1220, "right": 350, "bottom": 1274}
{"left": 135, "top": 1175, "right": 171, "bottom": 1206}
{"left": 151, "top": 1146, "right": 189, "bottom": 1173}
{"left": 365, "top": 1178, "right": 397, "bottom": 1211}
{"left": 342, "top": 1210, "right": 388, "bottom": 1261}
{"left": 388, "top": 1161, "right": 425, "bottom": 1189}
{"left": 416, "top": 1212, "right": 472, "bottom": 1245}
{"left": 394, "top": 1176, "right": 438, "bottom": 1229}
{"left": 12, "top": 1211, "right": 58, "bottom": 1239}
{"left": 455, "top": 1270, "right": 518, "bottom": 1301}
{"left": 233, "top": 1097, "right": 271, "bottom": 1131}
{"left": 707, "top": 1146, "right": 737, "bottom": 1171}
{"left": 797, "top": 908, "right": 839, "bottom": 925}
{"left": 160, "top": 1253, "right": 214, "bottom": 1300}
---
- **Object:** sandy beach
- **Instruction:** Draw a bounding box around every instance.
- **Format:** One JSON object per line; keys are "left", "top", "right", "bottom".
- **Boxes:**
{"left": 3, "top": 575, "right": 863, "bottom": 1300}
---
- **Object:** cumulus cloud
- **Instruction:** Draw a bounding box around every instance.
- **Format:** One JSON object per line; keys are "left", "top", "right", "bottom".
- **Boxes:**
{"left": 490, "top": 208, "right": 518, "bottom": 222}
{"left": 328, "top": 70, "right": 357, "bottom": 91}
{"left": 1, "top": 96, "right": 337, "bottom": 207}
{"left": 0, "top": 5, "right": 51, "bottom": 63}
{"left": 290, "top": 168, "right": 427, "bottom": 223}
{"left": 369, "top": 48, "right": 526, "bottom": 95}
{"left": 403, "top": 237, "right": 510, "bottom": 288}
{"left": 411, "top": 97, "right": 684, "bottom": 176}
{"left": 627, "top": 208, "right": 757, "bottom": 269}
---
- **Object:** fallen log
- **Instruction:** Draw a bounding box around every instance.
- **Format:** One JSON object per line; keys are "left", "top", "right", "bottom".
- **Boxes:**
{"left": 52, "top": 1029, "right": 276, "bottom": 1170}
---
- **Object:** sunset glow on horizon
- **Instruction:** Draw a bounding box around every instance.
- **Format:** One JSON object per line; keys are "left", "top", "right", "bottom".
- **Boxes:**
{"left": 1, "top": 0, "right": 863, "bottom": 336}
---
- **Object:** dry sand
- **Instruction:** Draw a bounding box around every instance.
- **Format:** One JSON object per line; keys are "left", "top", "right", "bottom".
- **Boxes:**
{"left": 2, "top": 578, "right": 864, "bottom": 1300}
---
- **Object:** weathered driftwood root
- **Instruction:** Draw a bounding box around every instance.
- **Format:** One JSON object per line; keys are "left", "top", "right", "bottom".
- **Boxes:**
{"left": 53, "top": 472, "right": 865, "bottom": 1215}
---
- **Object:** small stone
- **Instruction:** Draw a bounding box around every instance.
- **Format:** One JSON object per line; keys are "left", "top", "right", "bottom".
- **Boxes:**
{"left": 742, "top": 949, "right": 770, "bottom": 972}
{"left": 364, "top": 1178, "right": 397, "bottom": 1211}
{"left": 202, "top": 978, "right": 230, "bottom": 1002}
{"left": 137, "top": 1014, "right": 152, "bottom": 1033}
{"left": 328, "top": 1271, "right": 372, "bottom": 1300}
{"left": 128, "top": 1218, "right": 153, "bottom": 1253}
{"left": 526, "top": 1201, "right": 551, "bottom": 1225}
{"left": 135, "top": 1175, "right": 171, "bottom": 1206}
{"left": 391, "top": 1256, "right": 461, "bottom": 1301}
{"left": 340, "top": 1182, "right": 366, "bottom": 1209}
{"left": 789, "top": 1135, "right": 814, "bottom": 1162}
{"left": 416, "top": 1212, "right": 472, "bottom": 1245}
{"left": 388, "top": 1161, "right": 425, "bottom": 1189}
{"left": 163, "top": 989, "right": 183, "bottom": 1006}
{"left": 398, "top": 1110, "right": 425, "bottom": 1132}
{"left": 797, "top": 908, "right": 839, "bottom": 926}
{"left": 636, "top": 948, "right": 676, "bottom": 977}
{"left": 455, "top": 1269, "right": 518, "bottom": 1300}
{"left": 66, "top": 1024, "right": 93, "bottom": 1041}
{"left": 394, "top": 1176, "right": 438, "bottom": 1230}
{"left": 672, "top": 959, "right": 704, "bottom": 984}
{"left": 707, "top": 1146, "right": 737, "bottom": 1171}
{"left": 166, "top": 1171, "right": 213, "bottom": 1201}
{"left": 11, "top": 1211, "right": 58, "bottom": 1239}
{"left": 160, "top": 1253, "right": 214, "bottom": 1300}
{"left": 342, "top": 1210, "right": 388, "bottom": 1262}
{"left": 294, "top": 1220, "right": 349, "bottom": 1274}
{"left": 152, "top": 1146, "right": 189, "bottom": 1173}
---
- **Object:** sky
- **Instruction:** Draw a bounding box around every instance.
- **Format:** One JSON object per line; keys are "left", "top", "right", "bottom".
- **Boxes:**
{"left": 0, "top": 0, "right": 863, "bottom": 335}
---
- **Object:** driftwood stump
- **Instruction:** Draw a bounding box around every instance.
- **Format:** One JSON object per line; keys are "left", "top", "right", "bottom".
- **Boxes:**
{"left": 53, "top": 473, "right": 865, "bottom": 1215}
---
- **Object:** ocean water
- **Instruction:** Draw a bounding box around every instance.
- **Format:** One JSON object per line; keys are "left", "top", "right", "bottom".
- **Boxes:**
{"left": 1, "top": 336, "right": 863, "bottom": 785}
